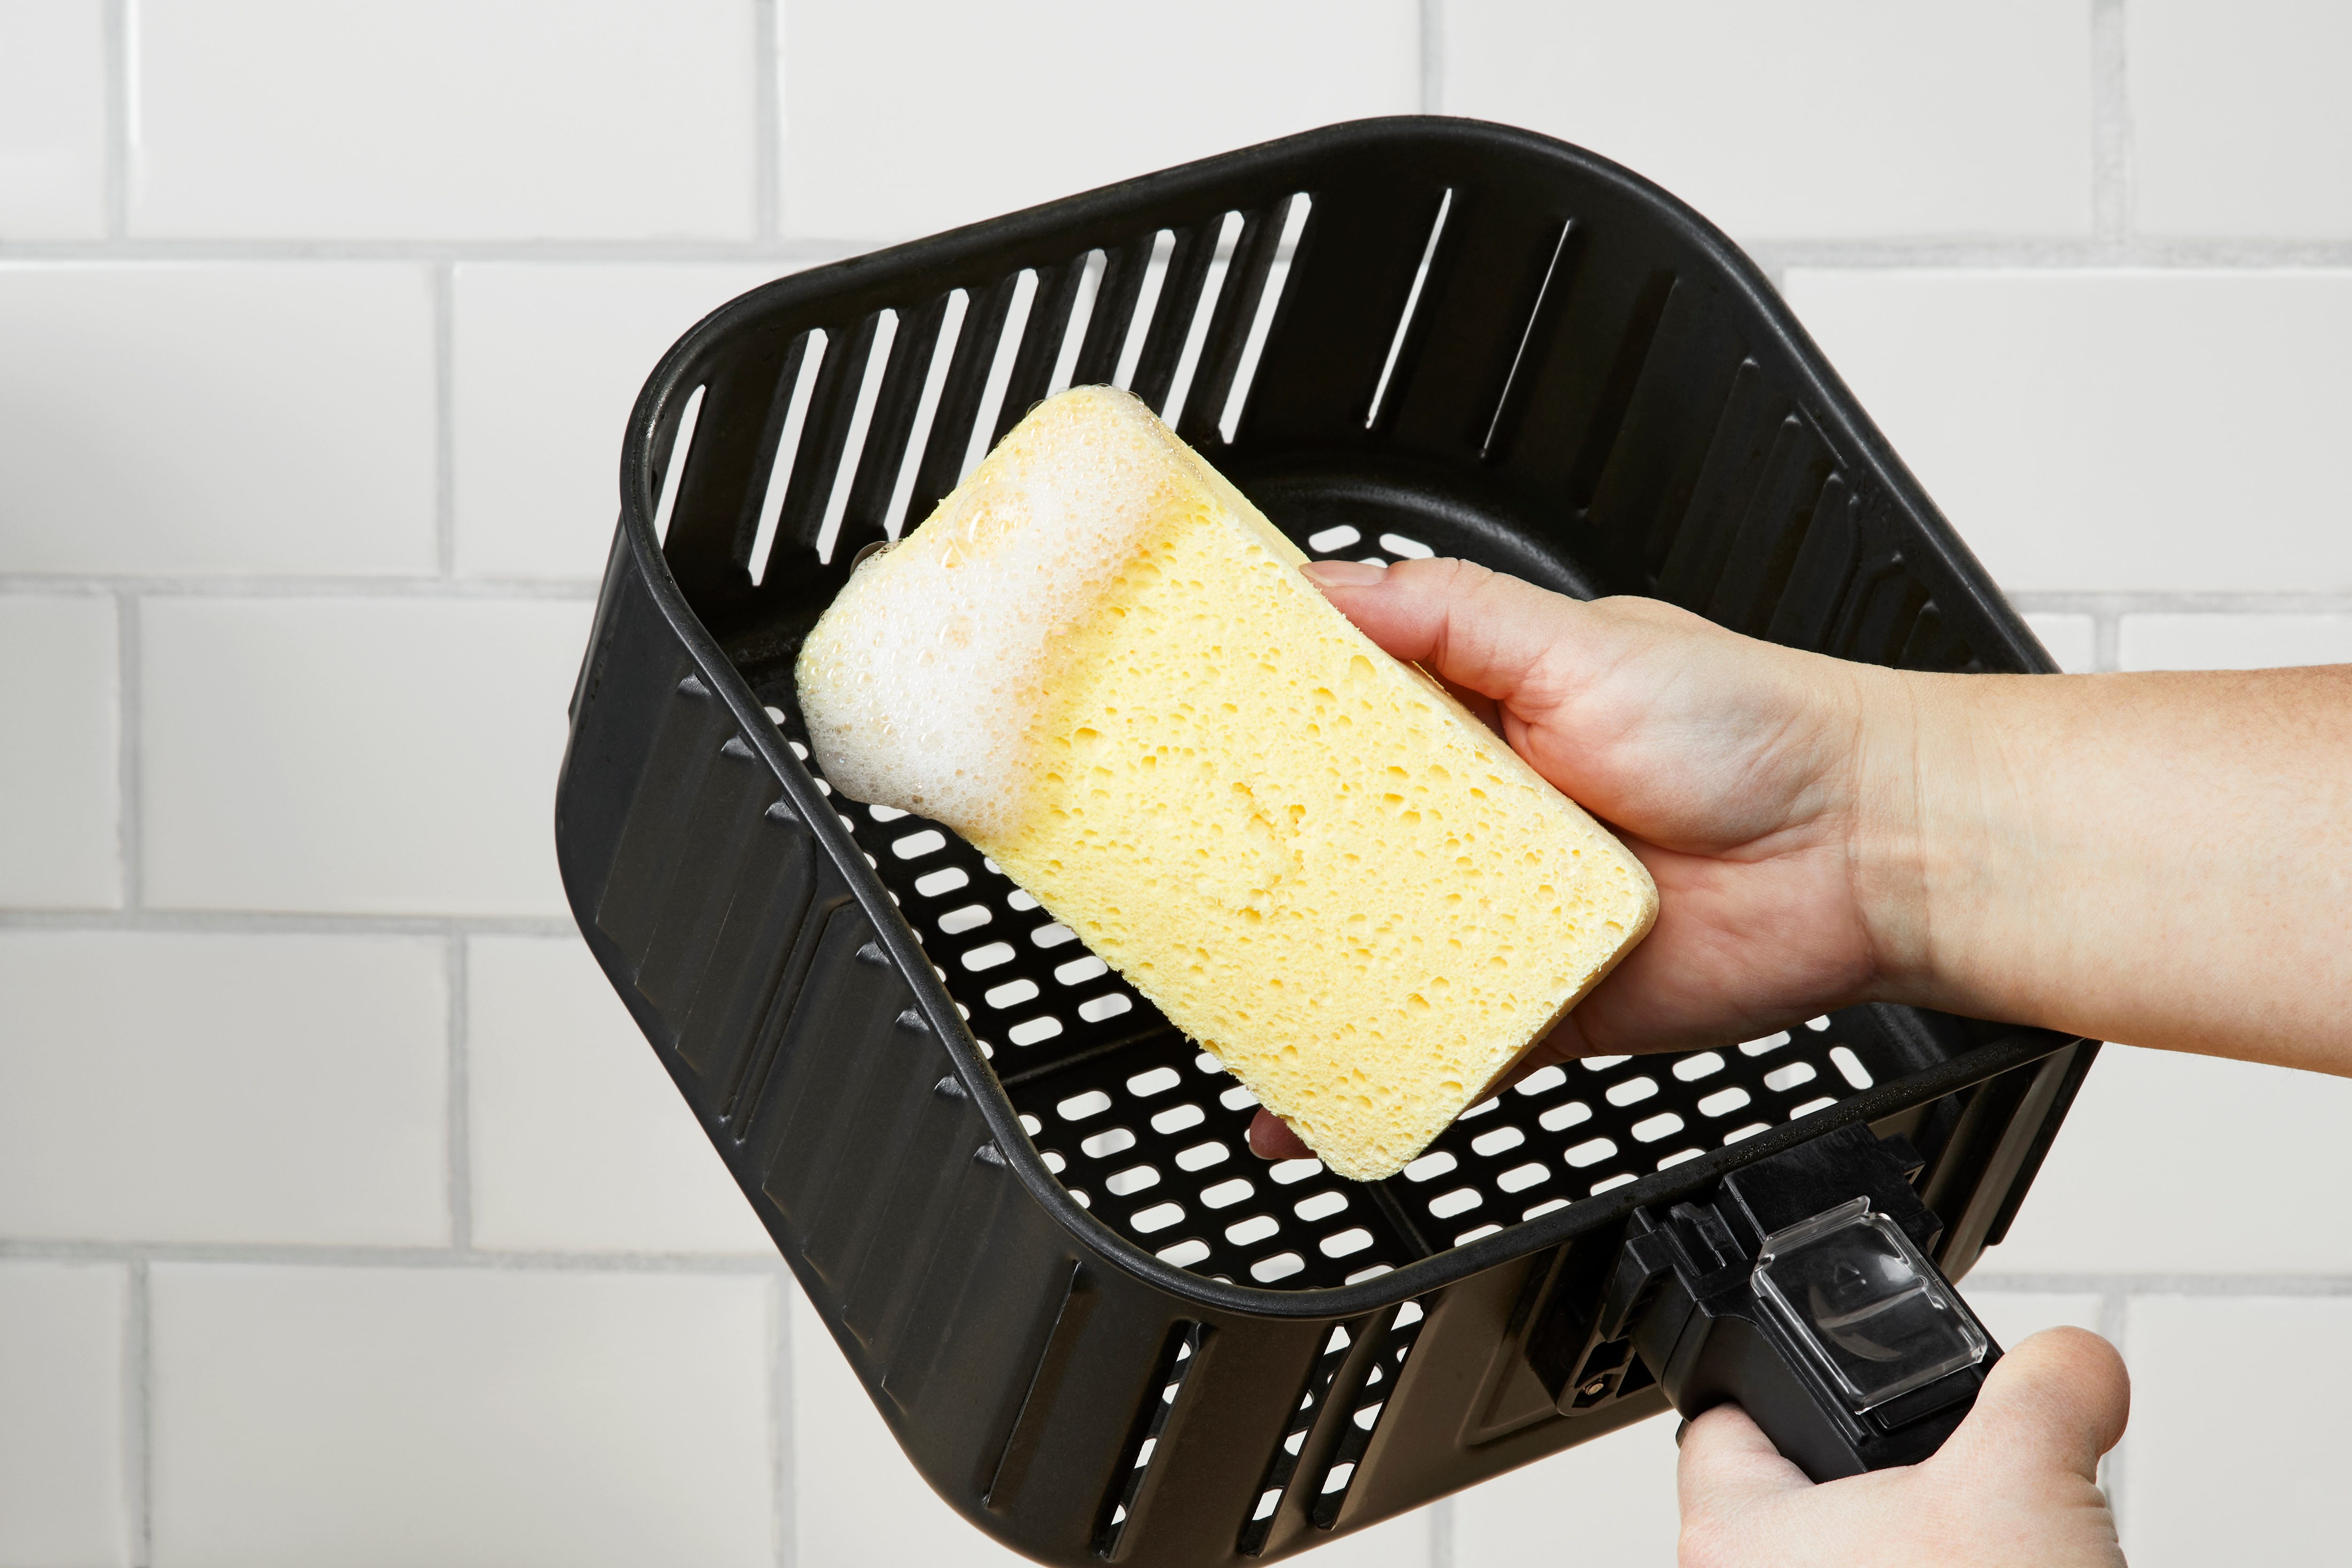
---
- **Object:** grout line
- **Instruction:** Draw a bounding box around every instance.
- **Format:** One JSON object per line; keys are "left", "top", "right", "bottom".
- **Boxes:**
{"left": 116, "top": 595, "right": 143, "bottom": 909}
{"left": 0, "top": 574, "right": 597, "bottom": 600}
{"left": 1753, "top": 236, "right": 2352, "bottom": 274}
{"left": 434, "top": 261, "right": 456, "bottom": 577}
{"left": 2005, "top": 589, "right": 2352, "bottom": 615}
{"left": 755, "top": 0, "right": 781, "bottom": 242}
{"left": 1970, "top": 1271, "right": 2352, "bottom": 1296}
{"left": 0, "top": 908, "right": 577, "bottom": 938}
{"left": 447, "top": 933, "right": 472, "bottom": 1250}
{"left": 771, "top": 1275, "right": 795, "bottom": 1568}
{"left": 2096, "top": 1291, "right": 2131, "bottom": 1532}
{"left": 102, "top": 0, "right": 130, "bottom": 238}
{"left": 2093, "top": 609, "right": 2122, "bottom": 673}
{"left": 1419, "top": 0, "right": 1444, "bottom": 116}
{"left": 2091, "top": 0, "right": 2131, "bottom": 246}
{"left": 1428, "top": 1497, "right": 1454, "bottom": 1568}
{"left": 3, "top": 1238, "right": 792, "bottom": 1273}
{"left": 0, "top": 237, "right": 858, "bottom": 264}
{"left": 123, "top": 1259, "right": 151, "bottom": 1568}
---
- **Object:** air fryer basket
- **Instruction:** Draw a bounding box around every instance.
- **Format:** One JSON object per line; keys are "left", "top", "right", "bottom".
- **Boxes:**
{"left": 556, "top": 118, "right": 2094, "bottom": 1565}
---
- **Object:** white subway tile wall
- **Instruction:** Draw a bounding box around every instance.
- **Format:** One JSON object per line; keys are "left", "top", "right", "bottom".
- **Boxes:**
{"left": 466, "top": 934, "right": 774, "bottom": 1254}
{"left": 127, "top": 0, "right": 759, "bottom": 240}
{"left": 452, "top": 263, "right": 788, "bottom": 580}
{"left": 0, "top": 0, "right": 108, "bottom": 238}
{"left": 139, "top": 597, "right": 590, "bottom": 915}
{"left": 149, "top": 1264, "right": 776, "bottom": 1568}
{"left": 0, "top": 931, "right": 448, "bottom": 1245}
{"left": 1444, "top": 0, "right": 2096, "bottom": 241}
{"left": 0, "top": 2, "right": 2344, "bottom": 1562}
{"left": 0, "top": 1262, "right": 131, "bottom": 1568}
{"left": 0, "top": 595, "right": 121, "bottom": 907}
{"left": 0, "top": 263, "right": 438, "bottom": 576}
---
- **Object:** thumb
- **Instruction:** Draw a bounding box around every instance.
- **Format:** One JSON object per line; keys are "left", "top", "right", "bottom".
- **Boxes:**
{"left": 1677, "top": 1400, "right": 1812, "bottom": 1531}
{"left": 1298, "top": 556, "right": 1591, "bottom": 712}
{"left": 1936, "top": 1327, "right": 2129, "bottom": 1486}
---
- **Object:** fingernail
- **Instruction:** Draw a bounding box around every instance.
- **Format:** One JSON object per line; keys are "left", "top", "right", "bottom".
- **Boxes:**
{"left": 1300, "top": 559, "right": 1387, "bottom": 586}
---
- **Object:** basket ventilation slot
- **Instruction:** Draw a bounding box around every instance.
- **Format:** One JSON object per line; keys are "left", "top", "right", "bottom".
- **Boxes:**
{"left": 1309, "top": 1298, "right": 1432, "bottom": 1530}
{"left": 1238, "top": 1319, "right": 1356, "bottom": 1556}
{"left": 1366, "top": 188, "right": 1451, "bottom": 430}
{"left": 1096, "top": 1322, "right": 1204, "bottom": 1557}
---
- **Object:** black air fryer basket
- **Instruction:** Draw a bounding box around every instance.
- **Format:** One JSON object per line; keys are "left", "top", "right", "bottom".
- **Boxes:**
{"left": 557, "top": 119, "right": 2095, "bottom": 1565}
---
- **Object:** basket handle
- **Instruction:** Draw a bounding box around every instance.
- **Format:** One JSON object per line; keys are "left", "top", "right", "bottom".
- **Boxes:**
{"left": 1591, "top": 1123, "right": 1999, "bottom": 1480}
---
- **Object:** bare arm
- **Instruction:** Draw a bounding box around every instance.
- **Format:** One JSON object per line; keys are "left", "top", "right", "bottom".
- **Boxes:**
{"left": 1251, "top": 558, "right": 2352, "bottom": 1156}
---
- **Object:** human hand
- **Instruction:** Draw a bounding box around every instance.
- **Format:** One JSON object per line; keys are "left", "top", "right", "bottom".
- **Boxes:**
{"left": 1251, "top": 555, "right": 1915, "bottom": 1157}
{"left": 1676, "top": 1327, "right": 2128, "bottom": 1568}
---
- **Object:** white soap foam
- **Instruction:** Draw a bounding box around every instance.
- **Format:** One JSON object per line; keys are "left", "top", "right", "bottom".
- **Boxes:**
{"left": 795, "top": 387, "right": 1194, "bottom": 840}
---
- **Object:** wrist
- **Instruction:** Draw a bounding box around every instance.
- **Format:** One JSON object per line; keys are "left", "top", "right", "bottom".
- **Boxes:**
{"left": 1842, "top": 664, "right": 1994, "bottom": 1012}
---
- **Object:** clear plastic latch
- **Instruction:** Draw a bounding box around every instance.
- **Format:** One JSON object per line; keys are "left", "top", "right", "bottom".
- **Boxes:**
{"left": 1751, "top": 1197, "right": 1987, "bottom": 1413}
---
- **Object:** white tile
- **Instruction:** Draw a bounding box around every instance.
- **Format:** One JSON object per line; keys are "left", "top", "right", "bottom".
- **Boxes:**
{"left": 141, "top": 597, "right": 591, "bottom": 916}
{"left": 1445, "top": 0, "right": 2093, "bottom": 241}
{"left": 779, "top": 0, "right": 1419, "bottom": 241}
{"left": 128, "top": 0, "right": 756, "bottom": 240}
{"left": 1988, "top": 1045, "right": 2352, "bottom": 1275}
{"left": 1959, "top": 1291, "right": 2106, "bottom": 1353}
{"left": 1455, "top": 1412, "right": 1679, "bottom": 1568}
{"left": 1784, "top": 270, "right": 2352, "bottom": 593}
{"left": 150, "top": 1263, "right": 775, "bottom": 1568}
{"left": 790, "top": 1285, "right": 1037, "bottom": 1568}
{"left": 0, "top": 264, "right": 435, "bottom": 576}
{"left": 453, "top": 263, "right": 786, "bottom": 580}
{"left": 0, "top": 0, "right": 108, "bottom": 238}
{"left": 2022, "top": 612, "right": 2098, "bottom": 674}
{"left": 0, "top": 931, "right": 447, "bottom": 1245}
{"left": 2118, "top": 1295, "right": 2352, "bottom": 1566}
{"left": 0, "top": 1262, "right": 131, "bottom": 1568}
{"left": 2130, "top": 1, "right": 2352, "bottom": 238}
{"left": 468, "top": 935, "right": 772, "bottom": 1253}
{"left": 0, "top": 595, "right": 121, "bottom": 907}
{"left": 2120, "top": 613, "right": 2352, "bottom": 672}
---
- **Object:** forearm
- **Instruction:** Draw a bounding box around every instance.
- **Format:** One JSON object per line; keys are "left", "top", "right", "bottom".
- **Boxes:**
{"left": 1860, "top": 664, "right": 2352, "bottom": 1074}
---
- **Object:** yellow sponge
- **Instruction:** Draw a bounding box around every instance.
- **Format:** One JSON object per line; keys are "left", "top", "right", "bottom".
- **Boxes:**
{"left": 796, "top": 387, "right": 1656, "bottom": 1181}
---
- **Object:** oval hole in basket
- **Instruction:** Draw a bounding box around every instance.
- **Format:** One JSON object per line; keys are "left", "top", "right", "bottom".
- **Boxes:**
{"left": 1127, "top": 1066, "right": 1182, "bottom": 1098}
{"left": 1151, "top": 1103, "right": 1205, "bottom": 1135}
{"left": 1496, "top": 1161, "right": 1550, "bottom": 1192}
{"left": 1080, "top": 993, "right": 1134, "bottom": 1023}
{"left": 1427, "top": 1187, "right": 1481, "bottom": 1219}
{"left": 1470, "top": 1125, "right": 1525, "bottom": 1157}
{"left": 1673, "top": 1051, "right": 1726, "bottom": 1082}
{"left": 1604, "top": 1076, "right": 1658, "bottom": 1107}
{"left": 1270, "top": 1158, "right": 1322, "bottom": 1185}
{"left": 1105, "top": 1164, "right": 1160, "bottom": 1197}
{"left": 1131, "top": 1201, "right": 1185, "bottom": 1234}
{"left": 1007, "top": 1015, "right": 1063, "bottom": 1047}
{"left": 1538, "top": 1100, "right": 1592, "bottom": 1132}
{"left": 1631, "top": 1112, "right": 1685, "bottom": 1144}
{"left": 1403, "top": 1151, "right": 1457, "bottom": 1182}
{"left": 1514, "top": 1065, "right": 1567, "bottom": 1096}
{"left": 1293, "top": 1191, "right": 1349, "bottom": 1223}
{"left": 1697, "top": 1086, "right": 1752, "bottom": 1118}
{"left": 1055, "top": 955, "right": 1108, "bottom": 985}
{"left": 1080, "top": 1127, "right": 1136, "bottom": 1160}
{"left": 1565, "top": 1137, "right": 1617, "bottom": 1168}
{"left": 1763, "top": 1061, "right": 1818, "bottom": 1093}
{"left": 1175, "top": 1140, "right": 1229, "bottom": 1172}
{"left": 1320, "top": 1228, "right": 1374, "bottom": 1258}
{"left": 1226, "top": 1214, "right": 1280, "bottom": 1247}
{"left": 1250, "top": 1251, "right": 1306, "bottom": 1284}
{"left": 1057, "top": 1090, "right": 1112, "bottom": 1122}
{"left": 1201, "top": 1177, "right": 1253, "bottom": 1209}
{"left": 1156, "top": 1238, "right": 1211, "bottom": 1268}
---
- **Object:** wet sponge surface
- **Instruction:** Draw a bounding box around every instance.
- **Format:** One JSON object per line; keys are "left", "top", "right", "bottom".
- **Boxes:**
{"left": 798, "top": 388, "right": 1657, "bottom": 1180}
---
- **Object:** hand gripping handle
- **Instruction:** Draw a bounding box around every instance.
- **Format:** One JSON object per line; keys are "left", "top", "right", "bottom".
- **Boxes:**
{"left": 1578, "top": 1123, "right": 1999, "bottom": 1480}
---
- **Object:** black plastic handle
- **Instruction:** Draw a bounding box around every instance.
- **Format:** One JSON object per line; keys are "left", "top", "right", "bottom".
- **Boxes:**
{"left": 1594, "top": 1123, "right": 2000, "bottom": 1480}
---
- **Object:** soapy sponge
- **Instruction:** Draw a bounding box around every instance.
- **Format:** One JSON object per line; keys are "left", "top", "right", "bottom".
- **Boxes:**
{"left": 796, "top": 387, "right": 1657, "bottom": 1181}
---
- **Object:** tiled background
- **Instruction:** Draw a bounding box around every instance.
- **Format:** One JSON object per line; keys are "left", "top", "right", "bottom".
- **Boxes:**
{"left": 2, "top": 1, "right": 2346, "bottom": 1564}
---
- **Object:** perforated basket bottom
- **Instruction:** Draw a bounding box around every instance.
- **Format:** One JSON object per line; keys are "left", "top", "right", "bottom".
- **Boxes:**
{"left": 768, "top": 522, "right": 1882, "bottom": 1292}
